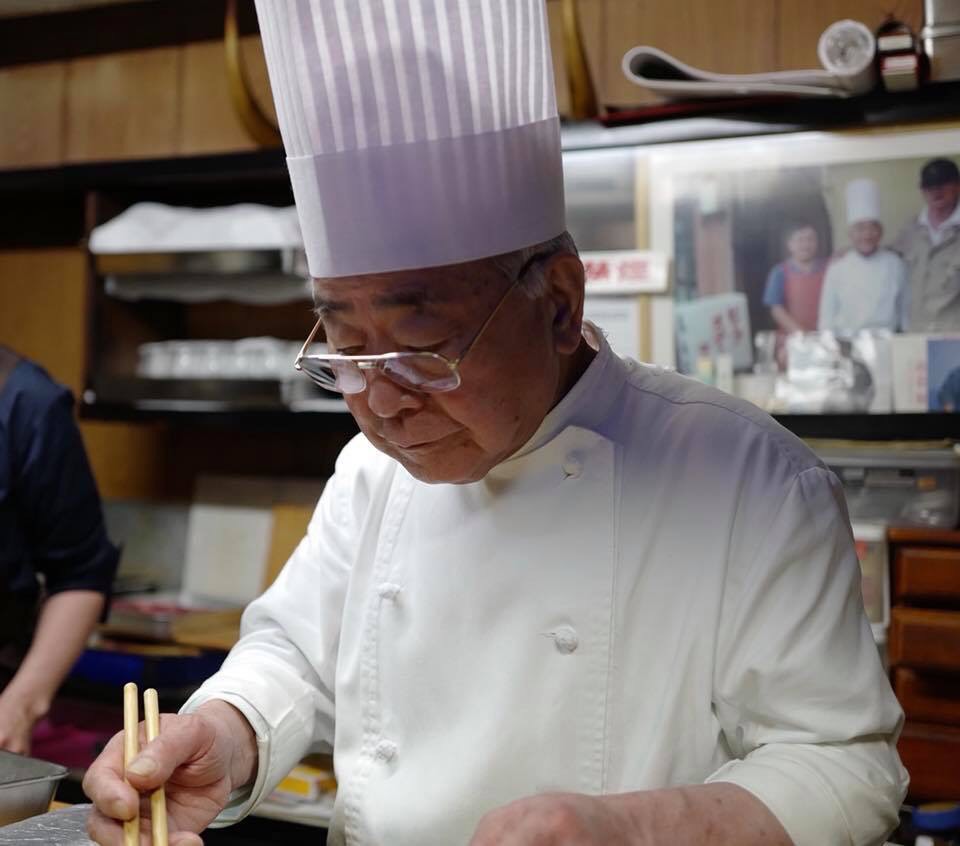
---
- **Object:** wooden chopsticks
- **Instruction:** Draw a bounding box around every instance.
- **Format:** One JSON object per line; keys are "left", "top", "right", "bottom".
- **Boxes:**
{"left": 123, "top": 681, "right": 169, "bottom": 846}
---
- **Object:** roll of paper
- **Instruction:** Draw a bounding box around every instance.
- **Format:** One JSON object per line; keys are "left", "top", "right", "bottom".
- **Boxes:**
{"left": 622, "top": 19, "right": 876, "bottom": 99}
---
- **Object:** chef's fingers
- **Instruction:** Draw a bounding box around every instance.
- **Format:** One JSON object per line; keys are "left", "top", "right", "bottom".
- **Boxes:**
{"left": 86, "top": 806, "right": 203, "bottom": 846}
{"left": 123, "top": 713, "right": 210, "bottom": 792}
{"left": 83, "top": 730, "right": 141, "bottom": 823}
{"left": 85, "top": 805, "right": 146, "bottom": 845}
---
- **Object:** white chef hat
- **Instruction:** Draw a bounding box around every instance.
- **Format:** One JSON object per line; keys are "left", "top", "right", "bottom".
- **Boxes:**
{"left": 845, "top": 177, "right": 881, "bottom": 225}
{"left": 254, "top": 1, "right": 566, "bottom": 279}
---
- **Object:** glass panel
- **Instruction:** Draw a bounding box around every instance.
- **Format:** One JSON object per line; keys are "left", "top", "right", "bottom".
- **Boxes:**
{"left": 562, "top": 147, "right": 638, "bottom": 250}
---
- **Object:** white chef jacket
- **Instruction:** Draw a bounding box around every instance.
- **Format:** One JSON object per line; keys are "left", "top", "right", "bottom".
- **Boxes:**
{"left": 818, "top": 248, "right": 907, "bottom": 334}
{"left": 184, "top": 331, "right": 907, "bottom": 846}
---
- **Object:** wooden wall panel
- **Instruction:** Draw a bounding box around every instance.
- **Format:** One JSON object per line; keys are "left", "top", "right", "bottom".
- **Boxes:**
{"left": 80, "top": 421, "right": 171, "bottom": 501}
{"left": 601, "top": 0, "right": 778, "bottom": 106}
{"left": 547, "top": 0, "right": 605, "bottom": 118}
{"left": 0, "top": 248, "right": 169, "bottom": 500}
{"left": 179, "top": 35, "right": 276, "bottom": 155}
{"left": 0, "top": 249, "right": 87, "bottom": 391}
{"left": 0, "top": 62, "right": 66, "bottom": 169}
{"left": 777, "top": 0, "right": 924, "bottom": 69}
{"left": 65, "top": 47, "right": 179, "bottom": 162}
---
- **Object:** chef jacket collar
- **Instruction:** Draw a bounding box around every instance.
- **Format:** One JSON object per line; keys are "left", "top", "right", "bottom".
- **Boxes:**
{"left": 502, "top": 321, "right": 624, "bottom": 465}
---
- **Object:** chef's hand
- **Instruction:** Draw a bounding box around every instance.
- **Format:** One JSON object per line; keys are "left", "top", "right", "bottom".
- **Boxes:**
{"left": 469, "top": 792, "right": 637, "bottom": 846}
{"left": 0, "top": 691, "right": 36, "bottom": 755}
{"left": 83, "top": 700, "right": 258, "bottom": 846}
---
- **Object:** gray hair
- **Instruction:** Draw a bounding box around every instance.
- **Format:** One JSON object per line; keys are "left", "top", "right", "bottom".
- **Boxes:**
{"left": 489, "top": 230, "right": 580, "bottom": 299}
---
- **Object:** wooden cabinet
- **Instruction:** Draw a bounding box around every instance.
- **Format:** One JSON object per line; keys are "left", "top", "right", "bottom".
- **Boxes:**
{"left": 888, "top": 528, "right": 960, "bottom": 802}
{"left": 890, "top": 607, "right": 960, "bottom": 672}
{"left": 599, "top": 0, "right": 778, "bottom": 106}
{"left": 555, "top": 0, "right": 924, "bottom": 109}
{"left": 897, "top": 722, "right": 960, "bottom": 801}
{"left": 894, "top": 668, "right": 960, "bottom": 724}
{"left": 65, "top": 47, "right": 180, "bottom": 163}
{"left": 178, "top": 35, "right": 275, "bottom": 156}
{"left": 0, "top": 62, "right": 66, "bottom": 169}
{"left": 0, "top": 0, "right": 933, "bottom": 170}
{"left": 0, "top": 249, "right": 88, "bottom": 392}
{"left": 895, "top": 546, "right": 960, "bottom": 603}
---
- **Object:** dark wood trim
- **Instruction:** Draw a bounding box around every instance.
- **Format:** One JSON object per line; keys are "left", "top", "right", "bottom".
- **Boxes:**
{"left": 0, "top": 0, "right": 260, "bottom": 69}
{"left": 774, "top": 413, "right": 960, "bottom": 441}
{"left": 889, "top": 527, "right": 960, "bottom": 546}
{"left": 0, "top": 149, "right": 286, "bottom": 193}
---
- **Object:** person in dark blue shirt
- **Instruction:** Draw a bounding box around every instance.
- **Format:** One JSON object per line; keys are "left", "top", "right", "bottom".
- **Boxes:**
{"left": 937, "top": 365, "right": 960, "bottom": 412}
{"left": 0, "top": 346, "right": 119, "bottom": 754}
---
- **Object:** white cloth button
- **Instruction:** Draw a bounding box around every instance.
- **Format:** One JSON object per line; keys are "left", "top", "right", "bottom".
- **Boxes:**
{"left": 561, "top": 455, "right": 582, "bottom": 478}
{"left": 552, "top": 625, "right": 579, "bottom": 654}
{"left": 377, "top": 583, "right": 401, "bottom": 601}
{"left": 375, "top": 740, "right": 397, "bottom": 762}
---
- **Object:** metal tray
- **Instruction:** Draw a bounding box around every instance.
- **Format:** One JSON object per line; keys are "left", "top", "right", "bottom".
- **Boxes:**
{"left": 0, "top": 750, "right": 68, "bottom": 827}
{"left": 0, "top": 803, "right": 94, "bottom": 844}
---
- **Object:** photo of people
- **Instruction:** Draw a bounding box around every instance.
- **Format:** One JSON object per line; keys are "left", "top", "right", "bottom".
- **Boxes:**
{"left": 817, "top": 178, "right": 907, "bottom": 336}
{"left": 928, "top": 338, "right": 960, "bottom": 412}
{"left": 763, "top": 221, "right": 827, "bottom": 334}
{"left": 650, "top": 128, "right": 960, "bottom": 413}
{"left": 895, "top": 157, "right": 960, "bottom": 332}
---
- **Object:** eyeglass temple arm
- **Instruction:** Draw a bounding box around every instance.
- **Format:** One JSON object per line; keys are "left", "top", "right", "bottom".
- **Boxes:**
{"left": 296, "top": 317, "right": 325, "bottom": 363}
{"left": 451, "top": 250, "right": 551, "bottom": 366}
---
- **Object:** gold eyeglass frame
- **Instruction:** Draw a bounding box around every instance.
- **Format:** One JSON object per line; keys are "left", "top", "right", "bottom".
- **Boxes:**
{"left": 294, "top": 251, "right": 551, "bottom": 395}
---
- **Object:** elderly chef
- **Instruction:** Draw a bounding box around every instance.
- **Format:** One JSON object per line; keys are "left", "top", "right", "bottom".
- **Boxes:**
{"left": 84, "top": 3, "right": 907, "bottom": 845}
{"left": 818, "top": 177, "right": 908, "bottom": 335}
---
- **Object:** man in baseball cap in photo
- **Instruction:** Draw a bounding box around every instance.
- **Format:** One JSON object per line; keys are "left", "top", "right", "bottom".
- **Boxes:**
{"left": 895, "top": 156, "right": 960, "bottom": 330}
{"left": 921, "top": 156, "right": 960, "bottom": 190}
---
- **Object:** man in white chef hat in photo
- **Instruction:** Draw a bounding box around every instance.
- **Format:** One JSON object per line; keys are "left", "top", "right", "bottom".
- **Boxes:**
{"left": 84, "top": 3, "right": 907, "bottom": 845}
{"left": 818, "top": 177, "right": 908, "bottom": 335}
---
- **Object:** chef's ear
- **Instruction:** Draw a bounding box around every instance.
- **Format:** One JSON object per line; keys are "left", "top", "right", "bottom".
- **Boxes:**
{"left": 544, "top": 251, "right": 585, "bottom": 355}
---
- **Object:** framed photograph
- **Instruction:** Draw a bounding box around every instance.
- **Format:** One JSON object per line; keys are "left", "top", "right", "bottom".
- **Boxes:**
{"left": 648, "top": 125, "right": 960, "bottom": 412}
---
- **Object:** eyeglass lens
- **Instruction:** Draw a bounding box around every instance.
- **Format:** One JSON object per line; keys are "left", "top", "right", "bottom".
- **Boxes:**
{"left": 300, "top": 354, "right": 460, "bottom": 395}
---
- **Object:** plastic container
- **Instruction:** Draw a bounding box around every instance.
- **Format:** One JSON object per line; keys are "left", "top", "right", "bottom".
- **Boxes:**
{"left": 0, "top": 749, "right": 68, "bottom": 827}
{"left": 911, "top": 801, "right": 960, "bottom": 845}
{"left": 813, "top": 444, "right": 960, "bottom": 529}
{"left": 852, "top": 522, "right": 891, "bottom": 640}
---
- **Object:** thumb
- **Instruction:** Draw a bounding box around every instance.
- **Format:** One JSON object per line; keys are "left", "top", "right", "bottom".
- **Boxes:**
{"left": 126, "top": 714, "right": 210, "bottom": 790}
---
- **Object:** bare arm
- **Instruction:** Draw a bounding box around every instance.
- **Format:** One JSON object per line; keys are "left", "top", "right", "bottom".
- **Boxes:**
{"left": 0, "top": 589, "right": 104, "bottom": 753}
{"left": 470, "top": 783, "right": 792, "bottom": 845}
{"left": 770, "top": 305, "right": 803, "bottom": 334}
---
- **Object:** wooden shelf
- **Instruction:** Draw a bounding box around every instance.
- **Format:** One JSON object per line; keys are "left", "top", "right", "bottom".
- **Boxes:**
{"left": 889, "top": 527, "right": 960, "bottom": 546}
{"left": 774, "top": 413, "right": 960, "bottom": 441}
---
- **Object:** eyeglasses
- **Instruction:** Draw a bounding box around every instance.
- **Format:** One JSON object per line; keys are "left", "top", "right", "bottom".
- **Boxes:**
{"left": 294, "top": 252, "right": 550, "bottom": 395}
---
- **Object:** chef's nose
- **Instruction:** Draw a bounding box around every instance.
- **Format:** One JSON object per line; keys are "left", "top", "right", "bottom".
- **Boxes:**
{"left": 365, "top": 371, "right": 423, "bottom": 418}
